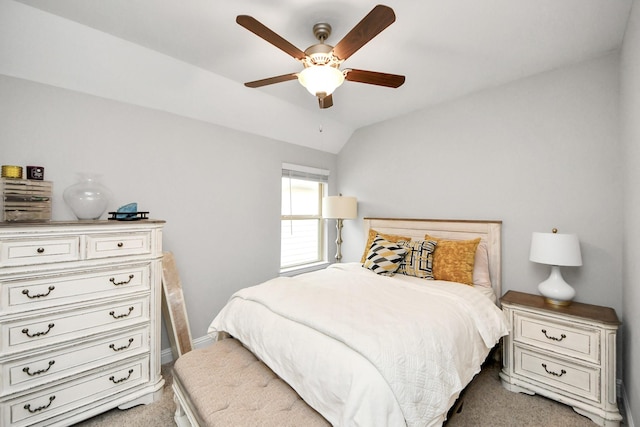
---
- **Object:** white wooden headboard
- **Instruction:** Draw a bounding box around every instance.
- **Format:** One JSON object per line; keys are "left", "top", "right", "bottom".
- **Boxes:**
{"left": 363, "top": 218, "right": 502, "bottom": 301}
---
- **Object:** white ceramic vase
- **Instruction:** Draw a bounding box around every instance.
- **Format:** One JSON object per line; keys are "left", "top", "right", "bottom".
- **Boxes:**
{"left": 63, "top": 173, "right": 112, "bottom": 220}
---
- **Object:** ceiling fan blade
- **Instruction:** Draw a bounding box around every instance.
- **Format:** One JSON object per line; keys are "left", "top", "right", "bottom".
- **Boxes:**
{"left": 244, "top": 73, "right": 299, "bottom": 88}
{"left": 344, "top": 69, "right": 405, "bottom": 88}
{"left": 318, "top": 94, "right": 333, "bottom": 109}
{"left": 237, "top": 15, "right": 306, "bottom": 61}
{"left": 332, "top": 5, "right": 396, "bottom": 61}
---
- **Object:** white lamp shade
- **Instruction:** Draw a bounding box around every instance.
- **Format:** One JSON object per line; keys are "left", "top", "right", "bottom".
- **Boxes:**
{"left": 530, "top": 232, "right": 582, "bottom": 266}
{"left": 322, "top": 196, "right": 357, "bottom": 219}
{"left": 298, "top": 66, "right": 345, "bottom": 97}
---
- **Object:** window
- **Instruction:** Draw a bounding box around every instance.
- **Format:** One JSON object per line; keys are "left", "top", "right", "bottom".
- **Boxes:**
{"left": 281, "top": 164, "right": 329, "bottom": 270}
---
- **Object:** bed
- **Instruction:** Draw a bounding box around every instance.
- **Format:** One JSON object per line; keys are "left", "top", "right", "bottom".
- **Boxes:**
{"left": 182, "top": 218, "right": 508, "bottom": 426}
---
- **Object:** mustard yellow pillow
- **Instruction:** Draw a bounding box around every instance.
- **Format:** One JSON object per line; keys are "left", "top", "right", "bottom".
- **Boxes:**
{"left": 361, "top": 229, "right": 411, "bottom": 263}
{"left": 424, "top": 235, "right": 481, "bottom": 286}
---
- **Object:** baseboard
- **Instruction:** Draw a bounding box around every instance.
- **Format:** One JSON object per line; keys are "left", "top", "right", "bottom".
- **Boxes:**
{"left": 161, "top": 334, "right": 215, "bottom": 365}
{"left": 620, "top": 380, "right": 635, "bottom": 427}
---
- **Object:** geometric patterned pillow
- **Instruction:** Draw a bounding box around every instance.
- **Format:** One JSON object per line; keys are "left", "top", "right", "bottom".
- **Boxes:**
{"left": 363, "top": 235, "right": 408, "bottom": 276}
{"left": 397, "top": 239, "right": 437, "bottom": 279}
{"left": 360, "top": 229, "right": 411, "bottom": 263}
{"left": 424, "top": 234, "right": 481, "bottom": 285}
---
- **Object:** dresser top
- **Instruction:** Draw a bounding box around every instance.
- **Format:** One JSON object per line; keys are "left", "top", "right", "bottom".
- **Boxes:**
{"left": 0, "top": 220, "right": 165, "bottom": 228}
{"left": 501, "top": 290, "right": 620, "bottom": 325}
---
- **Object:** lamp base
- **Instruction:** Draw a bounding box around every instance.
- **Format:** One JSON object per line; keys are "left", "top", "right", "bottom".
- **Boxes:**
{"left": 543, "top": 297, "right": 573, "bottom": 307}
{"left": 334, "top": 218, "right": 343, "bottom": 263}
{"left": 538, "top": 265, "right": 575, "bottom": 306}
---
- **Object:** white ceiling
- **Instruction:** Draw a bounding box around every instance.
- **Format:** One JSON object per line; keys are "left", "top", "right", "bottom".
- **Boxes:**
{"left": 10, "top": 0, "right": 633, "bottom": 153}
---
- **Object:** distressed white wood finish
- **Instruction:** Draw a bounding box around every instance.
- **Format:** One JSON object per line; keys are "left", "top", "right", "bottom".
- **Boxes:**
{"left": 0, "top": 220, "right": 165, "bottom": 426}
{"left": 500, "top": 291, "right": 622, "bottom": 427}
{"left": 363, "top": 217, "right": 502, "bottom": 302}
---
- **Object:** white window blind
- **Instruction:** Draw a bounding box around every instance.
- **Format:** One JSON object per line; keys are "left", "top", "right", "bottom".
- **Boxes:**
{"left": 282, "top": 163, "right": 330, "bottom": 182}
{"left": 281, "top": 164, "right": 329, "bottom": 269}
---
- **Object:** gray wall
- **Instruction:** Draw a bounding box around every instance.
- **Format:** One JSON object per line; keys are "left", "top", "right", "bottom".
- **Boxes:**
{"left": 338, "top": 53, "right": 622, "bottom": 312}
{"left": 621, "top": 0, "right": 640, "bottom": 423}
{"left": 337, "top": 51, "right": 628, "bottom": 393}
{"left": 0, "top": 74, "right": 338, "bottom": 349}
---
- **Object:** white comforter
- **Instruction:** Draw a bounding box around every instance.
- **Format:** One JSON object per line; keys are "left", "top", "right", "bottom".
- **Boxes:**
{"left": 208, "top": 263, "right": 508, "bottom": 427}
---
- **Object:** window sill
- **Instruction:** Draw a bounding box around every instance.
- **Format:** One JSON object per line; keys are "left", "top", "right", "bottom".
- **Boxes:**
{"left": 280, "top": 261, "right": 329, "bottom": 277}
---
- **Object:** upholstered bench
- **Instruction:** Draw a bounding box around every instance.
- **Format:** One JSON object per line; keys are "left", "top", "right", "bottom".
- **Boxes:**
{"left": 172, "top": 338, "right": 330, "bottom": 426}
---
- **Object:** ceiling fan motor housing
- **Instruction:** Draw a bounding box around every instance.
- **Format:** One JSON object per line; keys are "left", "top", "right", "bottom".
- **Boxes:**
{"left": 303, "top": 43, "right": 341, "bottom": 68}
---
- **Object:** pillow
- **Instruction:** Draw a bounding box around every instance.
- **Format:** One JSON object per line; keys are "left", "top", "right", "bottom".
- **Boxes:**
{"left": 397, "top": 239, "right": 437, "bottom": 279}
{"left": 363, "top": 235, "right": 408, "bottom": 276}
{"left": 473, "top": 241, "right": 492, "bottom": 288}
{"left": 360, "top": 229, "right": 411, "bottom": 263}
{"left": 424, "top": 235, "right": 481, "bottom": 286}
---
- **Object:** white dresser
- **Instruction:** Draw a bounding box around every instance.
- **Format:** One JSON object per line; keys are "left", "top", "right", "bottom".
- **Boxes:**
{"left": 0, "top": 220, "right": 165, "bottom": 426}
{"left": 500, "top": 290, "right": 622, "bottom": 427}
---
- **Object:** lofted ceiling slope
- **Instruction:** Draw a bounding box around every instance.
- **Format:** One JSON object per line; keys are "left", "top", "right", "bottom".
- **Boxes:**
{"left": 4, "top": 0, "right": 633, "bottom": 153}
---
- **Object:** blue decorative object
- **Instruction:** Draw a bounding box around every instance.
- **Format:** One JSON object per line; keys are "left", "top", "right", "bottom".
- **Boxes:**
{"left": 108, "top": 203, "right": 149, "bottom": 221}
{"left": 116, "top": 203, "right": 138, "bottom": 220}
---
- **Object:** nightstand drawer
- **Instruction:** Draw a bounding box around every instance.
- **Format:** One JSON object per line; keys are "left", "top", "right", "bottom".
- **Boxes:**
{"left": 0, "top": 237, "right": 80, "bottom": 267}
{"left": 86, "top": 232, "right": 151, "bottom": 259}
{"left": 514, "top": 311, "right": 600, "bottom": 363}
{"left": 514, "top": 345, "right": 600, "bottom": 403}
{"left": 2, "top": 264, "right": 150, "bottom": 313}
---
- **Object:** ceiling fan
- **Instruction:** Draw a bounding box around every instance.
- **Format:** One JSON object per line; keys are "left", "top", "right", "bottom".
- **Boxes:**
{"left": 237, "top": 4, "right": 405, "bottom": 109}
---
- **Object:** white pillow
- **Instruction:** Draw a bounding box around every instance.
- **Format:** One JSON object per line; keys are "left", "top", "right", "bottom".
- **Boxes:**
{"left": 473, "top": 242, "right": 492, "bottom": 288}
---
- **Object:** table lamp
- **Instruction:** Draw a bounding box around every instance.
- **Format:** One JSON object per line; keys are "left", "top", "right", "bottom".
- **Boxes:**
{"left": 322, "top": 195, "right": 357, "bottom": 262}
{"left": 529, "top": 228, "right": 582, "bottom": 306}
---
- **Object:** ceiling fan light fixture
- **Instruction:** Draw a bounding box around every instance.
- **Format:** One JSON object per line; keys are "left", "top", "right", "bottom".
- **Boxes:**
{"left": 298, "top": 65, "right": 345, "bottom": 97}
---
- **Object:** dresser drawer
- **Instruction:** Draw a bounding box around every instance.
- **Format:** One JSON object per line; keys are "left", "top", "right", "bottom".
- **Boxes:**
{"left": 86, "top": 232, "right": 151, "bottom": 259}
{"left": 514, "top": 311, "right": 600, "bottom": 363}
{"left": 1, "top": 297, "right": 149, "bottom": 354}
{"left": 1, "top": 327, "right": 149, "bottom": 396}
{"left": 2, "top": 264, "right": 151, "bottom": 313}
{"left": 0, "top": 237, "right": 80, "bottom": 267}
{"left": 514, "top": 345, "right": 600, "bottom": 403}
{"left": 4, "top": 356, "right": 149, "bottom": 426}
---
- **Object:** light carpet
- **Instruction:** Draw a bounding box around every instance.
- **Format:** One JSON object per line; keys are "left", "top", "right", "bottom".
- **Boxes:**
{"left": 75, "top": 360, "right": 608, "bottom": 426}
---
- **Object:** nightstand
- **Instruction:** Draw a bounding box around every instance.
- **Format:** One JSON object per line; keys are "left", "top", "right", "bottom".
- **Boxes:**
{"left": 499, "top": 290, "right": 622, "bottom": 427}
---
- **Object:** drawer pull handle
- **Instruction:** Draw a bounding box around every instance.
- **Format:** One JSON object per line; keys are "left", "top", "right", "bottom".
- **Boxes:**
{"left": 541, "top": 363, "right": 566, "bottom": 377}
{"left": 110, "top": 338, "right": 134, "bottom": 352}
{"left": 109, "top": 307, "right": 134, "bottom": 319}
{"left": 117, "top": 242, "right": 124, "bottom": 248}
{"left": 110, "top": 274, "right": 135, "bottom": 286}
{"left": 109, "top": 369, "right": 134, "bottom": 384}
{"left": 24, "top": 395, "right": 55, "bottom": 413}
{"left": 541, "top": 329, "right": 566, "bottom": 342}
{"left": 23, "top": 360, "right": 55, "bottom": 376}
{"left": 22, "top": 323, "right": 55, "bottom": 338}
{"left": 22, "top": 285, "right": 56, "bottom": 299}
{"left": 36, "top": 247, "right": 45, "bottom": 254}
